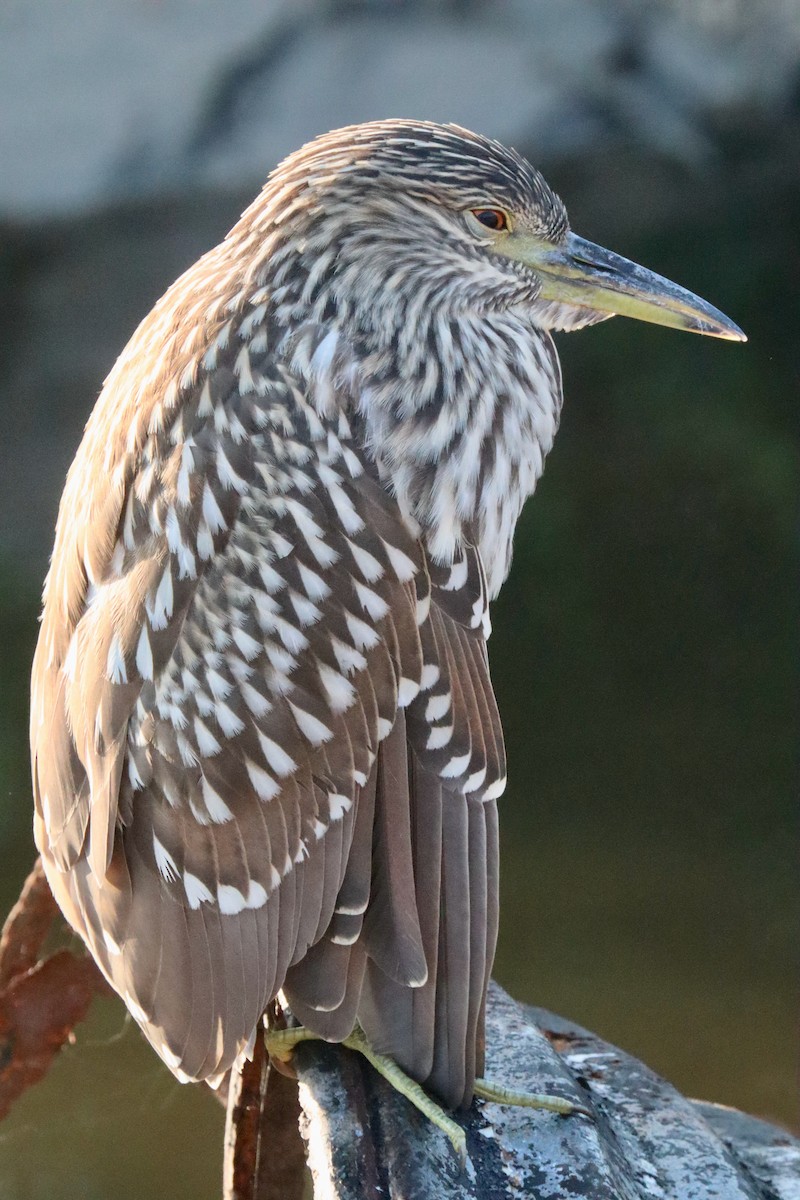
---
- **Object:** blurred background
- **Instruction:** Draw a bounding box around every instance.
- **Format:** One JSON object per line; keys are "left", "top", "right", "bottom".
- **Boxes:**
{"left": 0, "top": 1, "right": 796, "bottom": 1195}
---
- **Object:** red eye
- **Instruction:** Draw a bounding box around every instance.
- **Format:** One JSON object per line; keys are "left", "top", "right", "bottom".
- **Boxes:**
{"left": 471, "top": 208, "right": 509, "bottom": 231}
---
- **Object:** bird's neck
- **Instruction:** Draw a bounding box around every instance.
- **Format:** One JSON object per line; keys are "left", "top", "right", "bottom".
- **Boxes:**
{"left": 294, "top": 303, "right": 564, "bottom": 600}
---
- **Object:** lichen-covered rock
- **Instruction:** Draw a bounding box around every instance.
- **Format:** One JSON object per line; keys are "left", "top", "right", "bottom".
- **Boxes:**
{"left": 294, "top": 982, "right": 799, "bottom": 1199}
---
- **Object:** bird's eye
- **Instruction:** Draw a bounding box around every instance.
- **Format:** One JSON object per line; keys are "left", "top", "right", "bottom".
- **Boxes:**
{"left": 470, "top": 208, "right": 510, "bottom": 232}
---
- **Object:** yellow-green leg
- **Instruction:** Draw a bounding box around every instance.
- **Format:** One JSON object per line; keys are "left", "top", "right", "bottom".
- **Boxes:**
{"left": 264, "top": 1024, "right": 587, "bottom": 1164}
{"left": 475, "top": 1077, "right": 590, "bottom": 1116}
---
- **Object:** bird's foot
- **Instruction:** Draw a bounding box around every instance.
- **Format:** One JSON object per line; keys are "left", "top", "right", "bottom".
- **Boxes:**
{"left": 474, "top": 1076, "right": 590, "bottom": 1117}
{"left": 264, "top": 1022, "right": 468, "bottom": 1161}
{"left": 264, "top": 1025, "right": 589, "bottom": 1164}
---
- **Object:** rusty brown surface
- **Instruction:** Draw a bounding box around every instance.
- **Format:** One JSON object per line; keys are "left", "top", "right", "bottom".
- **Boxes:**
{"left": 223, "top": 1028, "right": 306, "bottom": 1200}
{"left": 0, "top": 948, "right": 104, "bottom": 1120}
{"left": 0, "top": 859, "right": 57, "bottom": 985}
{"left": 0, "top": 856, "right": 109, "bottom": 1122}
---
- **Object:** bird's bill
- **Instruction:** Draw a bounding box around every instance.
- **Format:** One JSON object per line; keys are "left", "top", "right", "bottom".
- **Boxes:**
{"left": 502, "top": 231, "right": 747, "bottom": 341}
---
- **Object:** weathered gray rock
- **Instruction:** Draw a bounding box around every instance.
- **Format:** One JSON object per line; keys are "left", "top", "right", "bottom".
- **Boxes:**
{"left": 293, "top": 982, "right": 799, "bottom": 1199}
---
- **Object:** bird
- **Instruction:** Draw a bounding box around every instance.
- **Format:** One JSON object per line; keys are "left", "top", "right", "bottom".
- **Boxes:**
{"left": 30, "top": 120, "right": 744, "bottom": 1118}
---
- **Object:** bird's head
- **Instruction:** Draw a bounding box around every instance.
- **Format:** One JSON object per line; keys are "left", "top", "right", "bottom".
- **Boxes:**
{"left": 248, "top": 120, "right": 745, "bottom": 344}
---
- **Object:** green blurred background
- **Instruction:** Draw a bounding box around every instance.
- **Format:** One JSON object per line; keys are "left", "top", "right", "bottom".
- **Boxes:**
{"left": 0, "top": 2, "right": 796, "bottom": 1196}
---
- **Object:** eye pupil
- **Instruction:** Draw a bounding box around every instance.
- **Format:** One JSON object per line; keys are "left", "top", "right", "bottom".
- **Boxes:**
{"left": 473, "top": 209, "right": 507, "bottom": 231}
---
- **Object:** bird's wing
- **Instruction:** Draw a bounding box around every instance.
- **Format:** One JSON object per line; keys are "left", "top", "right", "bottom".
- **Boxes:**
{"left": 31, "top": 314, "right": 504, "bottom": 1095}
{"left": 284, "top": 540, "right": 506, "bottom": 1108}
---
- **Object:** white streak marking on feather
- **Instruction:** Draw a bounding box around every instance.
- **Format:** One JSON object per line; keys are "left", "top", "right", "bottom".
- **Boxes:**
{"left": 318, "top": 663, "right": 356, "bottom": 713}
{"left": 153, "top": 834, "right": 180, "bottom": 882}
{"left": 464, "top": 767, "right": 488, "bottom": 793}
{"left": 397, "top": 677, "right": 420, "bottom": 707}
{"left": 265, "top": 642, "right": 295, "bottom": 675}
{"left": 247, "top": 880, "right": 268, "bottom": 908}
{"left": 289, "top": 591, "right": 321, "bottom": 627}
{"left": 241, "top": 681, "right": 271, "bottom": 717}
{"left": 313, "top": 819, "right": 327, "bottom": 839}
{"left": 382, "top": 541, "right": 417, "bottom": 581}
{"left": 215, "top": 319, "right": 233, "bottom": 350}
{"left": 231, "top": 627, "right": 261, "bottom": 661}
{"left": 289, "top": 702, "right": 334, "bottom": 745}
{"left": 165, "top": 505, "right": 183, "bottom": 554}
{"left": 297, "top": 561, "right": 330, "bottom": 601}
{"left": 378, "top": 717, "right": 393, "bottom": 740}
{"left": 177, "top": 735, "right": 199, "bottom": 767}
{"left": 246, "top": 758, "right": 280, "bottom": 802}
{"left": 443, "top": 555, "right": 469, "bottom": 591}
{"left": 193, "top": 716, "right": 221, "bottom": 757}
{"left": 218, "top": 884, "right": 247, "bottom": 914}
{"left": 330, "top": 636, "right": 366, "bottom": 675}
{"left": 342, "top": 446, "right": 363, "bottom": 477}
{"left": 310, "top": 328, "right": 338, "bottom": 375}
{"left": 308, "top": 534, "right": 339, "bottom": 568}
{"left": 483, "top": 776, "right": 507, "bottom": 801}
{"left": 328, "top": 793, "right": 352, "bottom": 820}
{"left": 257, "top": 732, "right": 297, "bottom": 777}
{"left": 441, "top": 751, "right": 471, "bottom": 779}
{"left": 135, "top": 626, "right": 154, "bottom": 680}
{"left": 426, "top": 724, "right": 453, "bottom": 750}
{"left": 215, "top": 702, "right": 245, "bottom": 737}
{"left": 184, "top": 871, "right": 214, "bottom": 908}
{"left": 426, "top": 692, "right": 451, "bottom": 722}
{"left": 103, "top": 931, "right": 122, "bottom": 956}
{"left": 349, "top": 543, "right": 383, "bottom": 583}
{"left": 105, "top": 634, "right": 127, "bottom": 683}
{"left": 207, "top": 668, "right": 231, "bottom": 700}
{"left": 176, "top": 539, "right": 196, "bottom": 579}
{"left": 202, "top": 482, "right": 227, "bottom": 533}
{"left": 188, "top": 795, "right": 211, "bottom": 829}
{"left": 345, "top": 612, "right": 380, "bottom": 650}
{"left": 270, "top": 531, "right": 293, "bottom": 559}
{"left": 235, "top": 346, "right": 255, "bottom": 394}
{"left": 149, "top": 567, "right": 174, "bottom": 631}
{"left": 328, "top": 485, "right": 364, "bottom": 535}
{"left": 416, "top": 593, "right": 431, "bottom": 625}
{"left": 216, "top": 446, "right": 248, "bottom": 494}
{"left": 161, "top": 1045, "right": 184, "bottom": 1072}
{"left": 196, "top": 521, "right": 215, "bottom": 561}
{"left": 259, "top": 560, "right": 284, "bottom": 592}
{"left": 196, "top": 378, "right": 213, "bottom": 416}
{"left": 122, "top": 489, "right": 136, "bottom": 549}
{"left": 62, "top": 633, "right": 79, "bottom": 681}
{"left": 201, "top": 775, "right": 234, "bottom": 822}
{"left": 354, "top": 581, "right": 388, "bottom": 621}
{"left": 335, "top": 899, "right": 368, "bottom": 916}
{"left": 277, "top": 619, "right": 308, "bottom": 655}
{"left": 331, "top": 930, "right": 359, "bottom": 946}
{"left": 126, "top": 993, "right": 149, "bottom": 1024}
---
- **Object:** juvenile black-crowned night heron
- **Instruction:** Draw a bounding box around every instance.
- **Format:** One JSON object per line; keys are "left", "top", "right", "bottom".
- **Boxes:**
{"left": 31, "top": 121, "right": 744, "bottom": 1122}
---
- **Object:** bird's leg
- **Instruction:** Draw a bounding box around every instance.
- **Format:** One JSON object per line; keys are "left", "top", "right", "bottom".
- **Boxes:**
{"left": 263, "top": 1023, "right": 321, "bottom": 1062}
{"left": 474, "top": 1077, "right": 590, "bottom": 1116}
{"left": 264, "top": 1022, "right": 467, "bottom": 1161}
